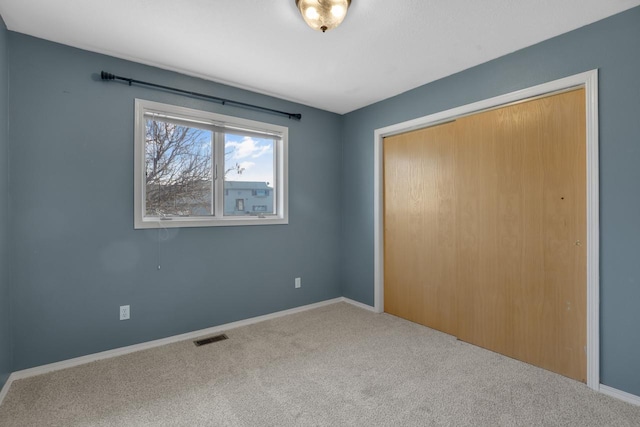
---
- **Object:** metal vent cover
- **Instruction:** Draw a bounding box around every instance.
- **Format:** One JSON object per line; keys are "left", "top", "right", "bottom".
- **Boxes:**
{"left": 194, "top": 333, "right": 228, "bottom": 347}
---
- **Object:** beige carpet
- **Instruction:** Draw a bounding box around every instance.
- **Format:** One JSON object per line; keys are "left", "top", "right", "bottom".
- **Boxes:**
{"left": 0, "top": 302, "right": 639, "bottom": 426}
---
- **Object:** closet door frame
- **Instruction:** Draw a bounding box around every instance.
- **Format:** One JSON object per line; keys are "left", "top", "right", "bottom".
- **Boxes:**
{"left": 373, "top": 70, "right": 600, "bottom": 390}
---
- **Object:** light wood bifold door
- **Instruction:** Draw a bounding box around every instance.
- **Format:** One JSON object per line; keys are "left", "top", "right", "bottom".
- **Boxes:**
{"left": 383, "top": 89, "right": 586, "bottom": 382}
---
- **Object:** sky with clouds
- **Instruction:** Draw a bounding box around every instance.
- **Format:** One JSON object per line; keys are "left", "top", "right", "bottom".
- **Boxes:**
{"left": 224, "top": 135, "right": 274, "bottom": 186}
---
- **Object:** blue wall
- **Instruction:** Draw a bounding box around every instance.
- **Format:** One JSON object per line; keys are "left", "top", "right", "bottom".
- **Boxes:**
{"left": 7, "top": 33, "right": 343, "bottom": 370}
{"left": 342, "top": 7, "right": 640, "bottom": 396}
{"left": 0, "top": 16, "right": 11, "bottom": 391}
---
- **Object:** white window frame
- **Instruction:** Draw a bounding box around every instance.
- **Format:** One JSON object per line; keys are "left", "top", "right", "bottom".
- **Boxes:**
{"left": 134, "top": 99, "right": 288, "bottom": 228}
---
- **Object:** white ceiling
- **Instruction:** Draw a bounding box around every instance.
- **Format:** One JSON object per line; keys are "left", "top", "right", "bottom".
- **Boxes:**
{"left": 1, "top": 0, "right": 639, "bottom": 114}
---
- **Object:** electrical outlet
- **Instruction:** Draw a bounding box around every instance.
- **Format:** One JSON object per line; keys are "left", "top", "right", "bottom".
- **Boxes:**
{"left": 120, "top": 305, "right": 130, "bottom": 321}
{"left": 295, "top": 277, "right": 301, "bottom": 289}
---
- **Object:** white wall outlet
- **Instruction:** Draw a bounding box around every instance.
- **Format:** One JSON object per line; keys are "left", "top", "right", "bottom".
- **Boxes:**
{"left": 295, "top": 277, "right": 301, "bottom": 289}
{"left": 120, "top": 305, "right": 130, "bottom": 320}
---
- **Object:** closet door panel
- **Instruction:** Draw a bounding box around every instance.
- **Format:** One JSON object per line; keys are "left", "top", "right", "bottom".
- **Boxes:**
{"left": 455, "top": 89, "right": 586, "bottom": 381}
{"left": 384, "top": 121, "right": 458, "bottom": 336}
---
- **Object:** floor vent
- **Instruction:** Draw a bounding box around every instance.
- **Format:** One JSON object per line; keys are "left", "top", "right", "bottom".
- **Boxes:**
{"left": 194, "top": 334, "right": 229, "bottom": 347}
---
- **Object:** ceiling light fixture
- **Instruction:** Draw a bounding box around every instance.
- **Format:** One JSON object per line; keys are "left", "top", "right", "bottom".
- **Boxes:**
{"left": 295, "top": 0, "right": 351, "bottom": 33}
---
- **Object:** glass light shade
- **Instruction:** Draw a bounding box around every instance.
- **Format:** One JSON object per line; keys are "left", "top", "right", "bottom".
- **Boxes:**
{"left": 295, "top": 0, "right": 351, "bottom": 32}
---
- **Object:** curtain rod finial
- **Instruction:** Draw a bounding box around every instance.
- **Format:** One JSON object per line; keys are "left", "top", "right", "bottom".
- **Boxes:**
{"left": 101, "top": 71, "right": 116, "bottom": 81}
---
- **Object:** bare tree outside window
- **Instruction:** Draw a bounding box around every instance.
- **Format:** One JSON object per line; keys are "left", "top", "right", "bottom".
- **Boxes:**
{"left": 145, "top": 120, "right": 213, "bottom": 216}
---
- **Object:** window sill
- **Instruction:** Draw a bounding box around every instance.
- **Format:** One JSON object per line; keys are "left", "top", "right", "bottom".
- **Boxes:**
{"left": 134, "top": 215, "right": 288, "bottom": 229}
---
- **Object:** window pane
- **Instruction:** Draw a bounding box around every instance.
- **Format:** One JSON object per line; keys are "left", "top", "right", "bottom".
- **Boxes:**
{"left": 223, "top": 134, "right": 275, "bottom": 216}
{"left": 145, "top": 119, "right": 213, "bottom": 216}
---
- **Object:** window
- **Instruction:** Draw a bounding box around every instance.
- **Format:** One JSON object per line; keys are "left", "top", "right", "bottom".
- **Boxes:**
{"left": 134, "top": 99, "right": 288, "bottom": 228}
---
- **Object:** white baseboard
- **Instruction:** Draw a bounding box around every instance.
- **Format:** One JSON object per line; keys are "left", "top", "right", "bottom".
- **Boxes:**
{"left": 0, "top": 374, "right": 14, "bottom": 407}
{"left": 600, "top": 384, "right": 640, "bottom": 406}
{"left": 0, "top": 297, "right": 350, "bottom": 407}
{"left": 341, "top": 297, "right": 377, "bottom": 312}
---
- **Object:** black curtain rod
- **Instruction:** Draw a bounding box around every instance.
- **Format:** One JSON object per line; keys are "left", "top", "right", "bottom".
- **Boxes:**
{"left": 99, "top": 71, "right": 302, "bottom": 121}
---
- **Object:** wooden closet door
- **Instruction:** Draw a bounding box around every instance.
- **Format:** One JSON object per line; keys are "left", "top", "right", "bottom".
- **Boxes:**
{"left": 455, "top": 89, "right": 586, "bottom": 382}
{"left": 384, "top": 121, "right": 458, "bottom": 336}
{"left": 383, "top": 89, "right": 586, "bottom": 382}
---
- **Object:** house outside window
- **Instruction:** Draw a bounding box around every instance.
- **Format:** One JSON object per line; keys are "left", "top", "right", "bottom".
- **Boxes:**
{"left": 226, "top": 182, "right": 273, "bottom": 216}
